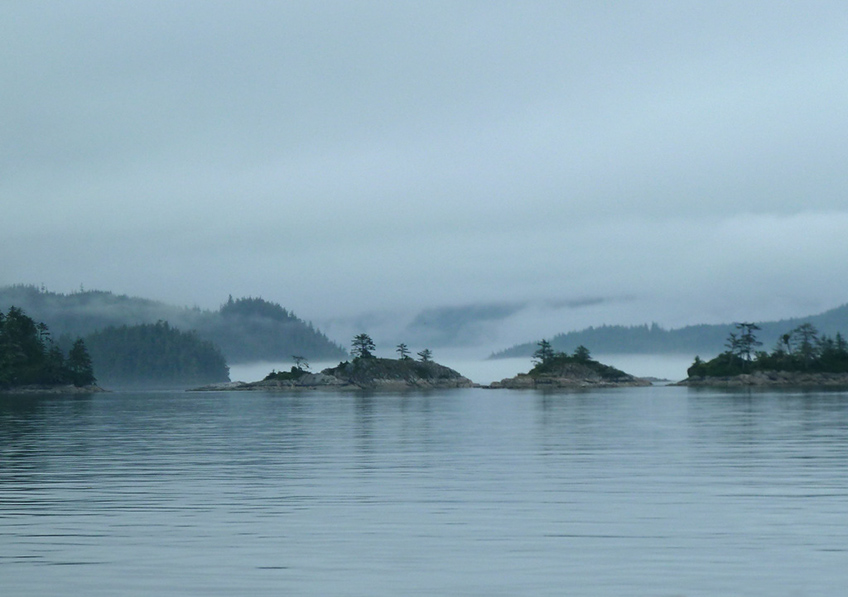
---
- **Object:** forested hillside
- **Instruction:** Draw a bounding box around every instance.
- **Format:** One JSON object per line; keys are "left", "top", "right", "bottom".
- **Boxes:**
{"left": 84, "top": 321, "right": 229, "bottom": 386}
{"left": 491, "top": 303, "right": 848, "bottom": 359}
{"left": 0, "top": 286, "right": 346, "bottom": 363}
{"left": 204, "top": 296, "right": 345, "bottom": 362}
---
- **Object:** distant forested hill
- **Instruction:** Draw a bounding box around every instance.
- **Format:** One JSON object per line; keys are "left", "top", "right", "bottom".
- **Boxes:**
{"left": 204, "top": 296, "right": 346, "bottom": 362}
{"left": 0, "top": 286, "right": 347, "bottom": 363}
{"left": 491, "top": 303, "right": 848, "bottom": 359}
{"left": 85, "top": 321, "right": 229, "bottom": 386}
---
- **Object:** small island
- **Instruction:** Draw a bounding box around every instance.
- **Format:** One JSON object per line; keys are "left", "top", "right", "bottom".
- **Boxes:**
{"left": 194, "top": 335, "right": 474, "bottom": 391}
{"left": 677, "top": 322, "right": 848, "bottom": 387}
{"left": 488, "top": 341, "right": 650, "bottom": 389}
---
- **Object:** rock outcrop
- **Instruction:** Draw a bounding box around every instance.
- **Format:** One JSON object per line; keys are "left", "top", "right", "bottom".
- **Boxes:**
{"left": 676, "top": 370, "right": 848, "bottom": 387}
{"left": 0, "top": 384, "right": 106, "bottom": 395}
{"left": 321, "top": 358, "right": 474, "bottom": 389}
{"left": 488, "top": 359, "right": 650, "bottom": 389}
{"left": 192, "top": 358, "right": 474, "bottom": 391}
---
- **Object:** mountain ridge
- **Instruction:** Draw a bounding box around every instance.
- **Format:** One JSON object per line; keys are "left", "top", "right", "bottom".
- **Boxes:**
{"left": 490, "top": 302, "right": 848, "bottom": 359}
{"left": 0, "top": 285, "right": 346, "bottom": 364}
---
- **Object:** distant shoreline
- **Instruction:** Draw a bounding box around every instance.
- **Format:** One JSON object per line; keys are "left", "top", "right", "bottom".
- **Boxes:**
{"left": 676, "top": 371, "right": 848, "bottom": 388}
{"left": 0, "top": 384, "right": 106, "bottom": 395}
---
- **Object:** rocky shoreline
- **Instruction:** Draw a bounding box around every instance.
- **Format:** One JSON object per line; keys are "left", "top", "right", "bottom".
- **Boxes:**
{"left": 488, "top": 373, "right": 651, "bottom": 389}
{"left": 192, "top": 354, "right": 655, "bottom": 393}
{"left": 0, "top": 384, "right": 106, "bottom": 395}
{"left": 487, "top": 359, "right": 651, "bottom": 389}
{"left": 192, "top": 358, "right": 475, "bottom": 392}
{"left": 676, "top": 370, "right": 848, "bottom": 388}
{"left": 193, "top": 377, "right": 474, "bottom": 392}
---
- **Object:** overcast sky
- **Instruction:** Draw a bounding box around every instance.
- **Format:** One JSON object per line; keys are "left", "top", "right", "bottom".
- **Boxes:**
{"left": 3, "top": 1, "right": 848, "bottom": 347}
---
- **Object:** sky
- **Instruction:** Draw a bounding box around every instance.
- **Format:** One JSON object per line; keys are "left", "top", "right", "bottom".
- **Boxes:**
{"left": 3, "top": 1, "right": 848, "bottom": 349}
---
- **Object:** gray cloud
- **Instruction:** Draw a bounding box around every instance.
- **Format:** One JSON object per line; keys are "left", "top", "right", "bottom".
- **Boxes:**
{"left": 3, "top": 1, "right": 848, "bottom": 348}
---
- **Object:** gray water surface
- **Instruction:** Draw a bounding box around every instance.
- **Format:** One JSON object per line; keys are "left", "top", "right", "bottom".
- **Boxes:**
{"left": 2, "top": 387, "right": 848, "bottom": 596}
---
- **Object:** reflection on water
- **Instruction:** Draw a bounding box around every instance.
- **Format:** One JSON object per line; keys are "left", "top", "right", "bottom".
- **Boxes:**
{"left": 2, "top": 387, "right": 848, "bottom": 595}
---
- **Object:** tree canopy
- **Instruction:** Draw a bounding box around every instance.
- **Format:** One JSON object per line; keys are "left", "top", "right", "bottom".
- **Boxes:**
{"left": 351, "top": 333, "right": 376, "bottom": 359}
{"left": 84, "top": 321, "right": 229, "bottom": 386}
{"left": 0, "top": 306, "right": 95, "bottom": 388}
{"left": 527, "top": 344, "right": 631, "bottom": 381}
{"left": 688, "top": 323, "right": 848, "bottom": 377}
{"left": 532, "top": 339, "right": 555, "bottom": 365}
{"left": 0, "top": 286, "right": 347, "bottom": 364}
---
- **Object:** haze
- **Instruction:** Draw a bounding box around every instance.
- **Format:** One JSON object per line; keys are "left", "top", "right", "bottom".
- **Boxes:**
{"left": 4, "top": 1, "right": 848, "bottom": 349}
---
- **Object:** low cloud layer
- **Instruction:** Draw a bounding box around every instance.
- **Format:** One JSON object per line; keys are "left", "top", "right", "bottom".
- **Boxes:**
{"left": 3, "top": 2, "right": 847, "bottom": 348}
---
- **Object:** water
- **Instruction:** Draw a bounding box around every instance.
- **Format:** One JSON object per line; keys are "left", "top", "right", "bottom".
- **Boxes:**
{"left": 3, "top": 386, "right": 848, "bottom": 596}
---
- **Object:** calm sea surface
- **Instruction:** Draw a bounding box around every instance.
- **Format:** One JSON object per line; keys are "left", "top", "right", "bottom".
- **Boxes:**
{"left": 3, "top": 386, "right": 848, "bottom": 596}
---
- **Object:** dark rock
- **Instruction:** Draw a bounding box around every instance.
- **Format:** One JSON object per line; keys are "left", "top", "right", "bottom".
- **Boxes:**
{"left": 191, "top": 358, "right": 474, "bottom": 391}
{"left": 675, "top": 371, "right": 848, "bottom": 387}
{"left": 488, "top": 360, "right": 650, "bottom": 389}
{"left": 0, "top": 384, "right": 107, "bottom": 395}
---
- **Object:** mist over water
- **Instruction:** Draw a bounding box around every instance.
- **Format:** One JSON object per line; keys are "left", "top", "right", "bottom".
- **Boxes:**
{"left": 591, "top": 353, "right": 695, "bottom": 382}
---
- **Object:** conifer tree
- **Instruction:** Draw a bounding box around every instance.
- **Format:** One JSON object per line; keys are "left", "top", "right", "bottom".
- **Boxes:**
{"left": 396, "top": 343, "right": 411, "bottom": 360}
{"left": 351, "top": 334, "right": 376, "bottom": 359}
{"left": 532, "top": 339, "right": 555, "bottom": 365}
{"left": 67, "top": 338, "right": 96, "bottom": 387}
{"left": 734, "top": 322, "right": 762, "bottom": 361}
{"left": 573, "top": 345, "right": 592, "bottom": 361}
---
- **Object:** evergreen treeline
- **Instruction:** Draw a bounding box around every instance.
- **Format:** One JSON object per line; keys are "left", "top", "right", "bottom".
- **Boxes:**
{"left": 688, "top": 323, "right": 848, "bottom": 378}
{"left": 492, "top": 323, "right": 737, "bottom": 358}
{"left": 0, "top": 285, "right": 346, "bottom": 363}
{"left": 492, "top": 302, "right": 848, "bottom": 359}
{"left": 85, "top": 321, "right": 229, "bottom": 386}
{"left": 0, "top": 306, "right": 95, "bottom": 388}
